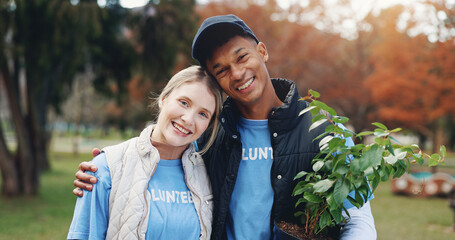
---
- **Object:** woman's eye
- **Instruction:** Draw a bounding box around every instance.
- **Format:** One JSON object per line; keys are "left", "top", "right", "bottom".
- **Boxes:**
{"left": 200, "top": 112, "right": 208, "bottom": 118}
{"left": 180, "top": 100, "right": 188, "bottom": 107}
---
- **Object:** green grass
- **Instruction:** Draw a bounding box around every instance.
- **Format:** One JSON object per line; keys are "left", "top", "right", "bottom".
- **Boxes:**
{"left": 371, "top": 181, "right": 455, "bottom": 240}
{"left": 0, "top": 152, "right": 454, "bottom": 239}
{"left": 0, "top": 152, "right": 92, "bottom": 240}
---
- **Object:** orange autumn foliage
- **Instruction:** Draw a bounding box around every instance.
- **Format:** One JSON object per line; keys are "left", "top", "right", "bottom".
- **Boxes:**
{"left": 196, "top": 1, "right": 455, "bottom": 148}
{"left": 365, "top": 6, "right": 455, "bottom": 141}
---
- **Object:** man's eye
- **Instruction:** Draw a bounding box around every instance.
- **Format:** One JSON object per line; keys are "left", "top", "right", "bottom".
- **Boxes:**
{"left": 216, "top": 68, "right": 227, "bottom": 77}
{"left": 238, "top": 54, "right": 247, "bottom": 62}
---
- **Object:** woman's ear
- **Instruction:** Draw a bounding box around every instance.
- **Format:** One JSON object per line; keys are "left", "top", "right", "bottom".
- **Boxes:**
{"left": 158, "top": 97, "right": 165, "bottom": 109}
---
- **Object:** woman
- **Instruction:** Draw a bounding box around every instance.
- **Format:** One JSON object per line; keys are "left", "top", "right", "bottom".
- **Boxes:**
{"left": 67, "top": 66, "right": 223, "bottom": 240}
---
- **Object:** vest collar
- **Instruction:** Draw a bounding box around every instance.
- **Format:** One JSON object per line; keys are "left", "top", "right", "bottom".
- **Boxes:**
{"left": 219, "top": 78, "right": 303, "bottom": 134}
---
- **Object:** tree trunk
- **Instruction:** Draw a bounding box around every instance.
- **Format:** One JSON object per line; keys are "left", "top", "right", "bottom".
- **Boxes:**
{"left": 0, "top": 58, "right": 39, "bottom": 196}
{"left": 0, "top": 125, "right": 20, "bottom": 197}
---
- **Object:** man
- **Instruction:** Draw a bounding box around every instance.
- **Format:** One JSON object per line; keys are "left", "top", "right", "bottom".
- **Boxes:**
{"left": 74, "top": 14, "right": 376, "bottom": 239}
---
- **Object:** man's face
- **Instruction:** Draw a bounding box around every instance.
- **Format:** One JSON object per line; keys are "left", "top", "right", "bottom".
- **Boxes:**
{"left": 205, "top": 35, "right": 271, "bottom": 107}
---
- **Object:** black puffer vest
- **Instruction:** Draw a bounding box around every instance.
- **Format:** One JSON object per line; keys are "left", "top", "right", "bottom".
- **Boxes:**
{"left": 198, "top": 78, "right": 336, "bottom": 240}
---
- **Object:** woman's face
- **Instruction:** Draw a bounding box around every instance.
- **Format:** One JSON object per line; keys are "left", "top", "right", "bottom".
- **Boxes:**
{"left": 152, "top": 81, "right": 216, "bottom": 148}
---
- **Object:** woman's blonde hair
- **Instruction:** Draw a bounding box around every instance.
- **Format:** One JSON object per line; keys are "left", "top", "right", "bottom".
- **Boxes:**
{"left": 153, "top": 65, "right": 223, "bottom": 155}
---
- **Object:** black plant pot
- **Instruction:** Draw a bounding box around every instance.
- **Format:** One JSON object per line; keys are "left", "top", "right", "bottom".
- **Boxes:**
{"left": 274, "top": 221, "right": 302, "bottom": 240}
{"left": 273, "top": 220, "right": 339, "bottom": 240}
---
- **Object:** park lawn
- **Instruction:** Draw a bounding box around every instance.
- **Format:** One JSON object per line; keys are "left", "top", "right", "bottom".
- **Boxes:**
{"left": 371, "top": 182, "right": 454, "bottom": 240}
{"left": 0, "top": 152, "right": 91, "bottom": 240}
{"left": 0, "top": 152, "right": 454, "bottom": 239}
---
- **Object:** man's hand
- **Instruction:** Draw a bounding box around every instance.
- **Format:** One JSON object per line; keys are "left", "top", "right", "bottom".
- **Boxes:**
{"left": 72, "top": 148, "right": 101, "bottom": 197}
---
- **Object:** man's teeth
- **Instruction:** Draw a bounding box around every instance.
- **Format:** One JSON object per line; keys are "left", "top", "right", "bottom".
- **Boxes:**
{"left": 173, "top": 123, "right": 189, "bottom": 134}
{"left": 238, "top": 78, "right": 254, "bottom": 90}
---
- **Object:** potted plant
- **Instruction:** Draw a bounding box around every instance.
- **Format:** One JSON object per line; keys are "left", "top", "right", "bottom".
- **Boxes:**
{"left": 275, "top": 90, "right": 446, "bottom": 240}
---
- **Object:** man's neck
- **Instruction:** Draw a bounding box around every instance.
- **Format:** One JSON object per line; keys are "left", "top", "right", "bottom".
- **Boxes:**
{"left": 236, "top": 93, "right": 282, "bottom": 120}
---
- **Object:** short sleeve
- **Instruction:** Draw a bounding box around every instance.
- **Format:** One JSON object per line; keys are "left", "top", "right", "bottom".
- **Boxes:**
{"left": 67, "top": 153, "right": 111, "bottom": 240}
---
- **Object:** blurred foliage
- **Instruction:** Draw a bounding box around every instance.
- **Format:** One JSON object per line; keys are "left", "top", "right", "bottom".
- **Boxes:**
{"left": 0, "top": 0, "right": 454, "bottom": 197}
{"left": 197, "top": 0, "right": 455, "bottom": 151}
{"left": 0, "top": 0, "right": 198, "bottom": 196}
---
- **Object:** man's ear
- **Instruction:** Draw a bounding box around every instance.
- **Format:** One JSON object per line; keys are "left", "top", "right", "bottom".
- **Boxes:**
{"left": 257, "top": 42, "right": 269, "bottom": 63}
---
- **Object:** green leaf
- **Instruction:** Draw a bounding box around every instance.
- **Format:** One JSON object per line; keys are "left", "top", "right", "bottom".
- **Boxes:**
{"left": 385, "top": 144, "right": 394, "bottom": 155}
{"left": 440, "top": 145, "right": 447, "bottom": 158}
{"left": 328, "top": 198, "right": 343, "bottom": 224}
{"left": 371, "top": 170, "right": 380, "bottom": 192}
{"left": 304, "top": 192, "right": 323, "bottom": 203}
{"left": 293, "top": 181, "right": 305, "bottom": 195}
{"left": 309, "top": 89, "right": 320, "bottom": 98}
{"left": 332, "top": 116, "right": 349, "bottom": 124}
{"left": 334, "top": 179, "right": 350, "bottom": 205}
{"left": 334, "top": 165, "right": 349, "bottom": 175}
{"left": 319, "top": 211, "right": 332, "bottom": 230}
{"left": 429, "top": 154, "right": 440, "bottom": 167}
{"left": 314, "top": 179, "right": 335, "bottom": 193}
{"left": 384, "top": 149, "right": 407, "bottom": 165}
{"left": 351, "top": 145, "right": 383, "bottom": 172}
{"left": 309, "top": 118, "right": 328, "bottom": 132}
{"left": 373, "top": 129, "right": 389, "bottom": 137}
{"left": 328, "top": 137, "right": 345, "bottom": 151}
{"left": 312, "top": 100, "right": 337, "bottom": 116}
{"left": 325, "top": 124, "right": 336, "bottom": 133}
{"left": 299, "top": 106, "right": 317, "bottom": 117}
{"left": 312, "top": 114, "right": 327, "bottom": 123}
{"left": 295, "top": 197, "right": 306, "bottom": 208}
{"left": 372, "top": 122, "right": 388, "bottom": 130}
{"left": 413, "top": 154, "right": 424, "bottom": 165}
{"left": 380, "top": 166, "right": 390, "bottom": 181}
{"left": 389, "top": 136, "right": 402, "bottom": 144}
{"left": 294, "top": 186, "right": 306, "bottom": 196}
{"left": 356, "top": 131, "right": 374, "bottom": 138}
{"left": 310, "top": 107, "right": 320, "bottom": 116}
{"left": 347, "top": 195, "right": 361, "bottom": 208}
{"left": 313, "top": 161, "right": 325, "bottom": 172}
{"left": 392, "top": 162, "right": 406, "bottom": 178}
{"left": 294, "top": 171, "right": 308, "bottom": 180}
{"left": 314, "top": 131, "right": 330, "bottom": 141}
{"left": 354, "top": 191, "right": 365, "bottom": 206}
{"left": 389, "top": 128, "right": 402, "bottom": 133}
{"left": 350, "top": 144, "right": 366, "bottom": 154}
{"left": 319, "top": 135, "right": 334, "bottom": 151}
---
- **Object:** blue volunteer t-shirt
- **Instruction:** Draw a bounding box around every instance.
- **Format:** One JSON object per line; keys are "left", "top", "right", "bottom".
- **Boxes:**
{"left": 67, "top": 153, "right": 201, "bottom": 240}
{"left": 226, "top": 117, "right": 274, "bottom": 240}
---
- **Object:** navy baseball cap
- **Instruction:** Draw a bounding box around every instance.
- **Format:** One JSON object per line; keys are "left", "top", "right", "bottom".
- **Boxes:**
{"left": 192, "top": 14, "right": 259, "bottom": 68}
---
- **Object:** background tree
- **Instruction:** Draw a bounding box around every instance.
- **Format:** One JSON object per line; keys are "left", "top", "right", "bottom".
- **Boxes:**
{"left": 365, "top": 5, "right": 455, "bottom": 152}
{"left": 0, "top": 0, "right": 199, "bottom": 197}
{"left": 100, "top": 0, "right": 199, "bottom": 131}
{"left": 0, "top": 0, "right": 134, "bottom": 196}
{"left": 196, "top": 0, "right": 377, "bottom": 132}
{"left": 197, "top": 0, "right": 454, "bottom": 151}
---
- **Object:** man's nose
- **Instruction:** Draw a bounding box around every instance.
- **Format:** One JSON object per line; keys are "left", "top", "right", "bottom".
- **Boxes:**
{"left": 230, "top": 64, "right": 245, "bottom": 81}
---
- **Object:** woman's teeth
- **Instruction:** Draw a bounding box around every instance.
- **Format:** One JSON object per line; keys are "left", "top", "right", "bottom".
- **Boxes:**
{"left": 173, "top": 123, "right": 189, "bottom": 134}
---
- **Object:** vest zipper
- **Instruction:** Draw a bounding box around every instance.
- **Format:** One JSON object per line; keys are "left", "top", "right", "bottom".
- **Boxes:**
{"left": 137, "top": 157, "right": 159, "bottom": 240}
{"left": 183, "top": 157, "right": 205, "bottom": 240}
